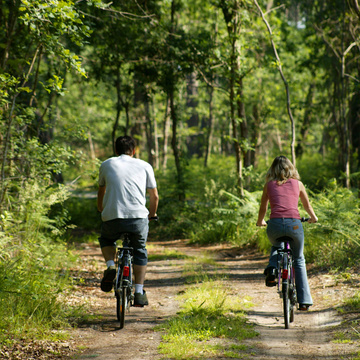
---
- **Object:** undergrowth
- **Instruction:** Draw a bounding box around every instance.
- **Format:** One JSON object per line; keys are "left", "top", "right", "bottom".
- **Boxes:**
{"left": 0, "top": 181, "right": 82, "bottom": 345}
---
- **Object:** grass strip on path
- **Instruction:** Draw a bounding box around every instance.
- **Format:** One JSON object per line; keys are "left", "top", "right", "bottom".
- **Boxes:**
{"left": 155, "top": 251, "right": 258, "bottom": 359}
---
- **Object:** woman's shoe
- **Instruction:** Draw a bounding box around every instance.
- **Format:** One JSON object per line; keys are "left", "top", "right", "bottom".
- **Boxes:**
{"left": 298, "top": 304, "right": 310, "bottom": 311}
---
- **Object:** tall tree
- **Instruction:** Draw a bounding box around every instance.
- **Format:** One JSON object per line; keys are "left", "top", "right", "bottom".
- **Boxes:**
{"left": 218, "top": 0, "right": 246, "bottom": 196}
{"left": 0, "top": 0, "right": 90, "bottom": 205}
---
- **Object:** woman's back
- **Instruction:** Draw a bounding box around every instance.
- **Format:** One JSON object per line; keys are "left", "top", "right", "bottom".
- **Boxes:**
{"left": 267, "top": 179, "right": 300, "bottom": 219}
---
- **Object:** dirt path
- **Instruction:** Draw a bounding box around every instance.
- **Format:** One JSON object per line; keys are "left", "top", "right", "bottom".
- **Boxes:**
{"left": 70, "top": 240, "right": 359, "bottom": 360}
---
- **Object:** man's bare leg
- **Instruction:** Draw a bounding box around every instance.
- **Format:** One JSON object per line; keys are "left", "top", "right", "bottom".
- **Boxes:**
{"left": 101, "top": 245, "right": 116, "bottom": 263}
{"left": 100, "top": 246, "right": 117, "bottom": 292}
{"left": 134, "top": 264, "right": 147, "bottom": 285}
{"left": 133, "top": 264, "right": 148, "bottom": 305}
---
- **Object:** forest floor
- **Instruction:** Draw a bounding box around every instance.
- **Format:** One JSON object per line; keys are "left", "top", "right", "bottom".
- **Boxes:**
{"left": 4, "top": 238, "right": 359, "bottom": 359}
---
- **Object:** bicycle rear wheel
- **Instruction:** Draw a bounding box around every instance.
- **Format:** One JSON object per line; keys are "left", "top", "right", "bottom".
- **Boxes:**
{"left": 283, "top": 282, "right": 290, "bottom": 329}
{"left": 289, "top": 284, "right": 295, "bottom": 323}
{"left": 116, "top": 287, "right": 127, "bottom": 329}
{"left": 289, "top": 273, "right": 296, "bottom": 323}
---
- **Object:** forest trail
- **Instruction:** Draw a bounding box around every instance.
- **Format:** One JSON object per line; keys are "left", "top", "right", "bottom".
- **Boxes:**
{"left": 70, "top": 239, "right": 359, "bottom": 360}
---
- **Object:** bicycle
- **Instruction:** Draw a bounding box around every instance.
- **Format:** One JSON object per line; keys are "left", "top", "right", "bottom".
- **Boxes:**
{"left": 271, "top": 217, "right": 309, "bottom": 329}
{"left": 114, "top": 232, "right": 133, "bottom": 329}
{"left": 114, "top": 217, "right": 158, "bottom": 329}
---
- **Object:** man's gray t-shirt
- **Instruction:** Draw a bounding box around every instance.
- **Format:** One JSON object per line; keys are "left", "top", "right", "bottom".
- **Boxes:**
{"left": 98, "top": 155, "right": 157, "bottom": 222}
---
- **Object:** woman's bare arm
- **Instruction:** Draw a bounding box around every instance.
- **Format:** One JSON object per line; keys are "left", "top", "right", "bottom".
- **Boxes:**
{"left": 299, "top": 182, "right": 318, "bottom": 223}
{"left": 256, "top": 184, "right": 269, "bottom": 226}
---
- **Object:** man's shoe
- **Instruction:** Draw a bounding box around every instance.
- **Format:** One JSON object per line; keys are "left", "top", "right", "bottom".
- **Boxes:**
{"left": 298, "top": 304, "right": 310, "bottom": 311}
{"left": 100, "top": 265, "right": 116, "bottom": 292}
{"left": 264, "top": 267, "right": 277, "bottom": 287}
{"left": 134, "top": 290, "right": 149, "bottom": 307}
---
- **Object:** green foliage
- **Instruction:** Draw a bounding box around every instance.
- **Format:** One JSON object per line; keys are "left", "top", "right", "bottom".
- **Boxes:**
{"left": 156, "top": 156, "right": 359, "bottom": 271}
{"left": 64, "top": 196, "right": 101, "bottom": 231}
{"left": 155, "top": 156, "right": 265, "bottom": 245}
{"left": 297, "top": 153, "right": 340, "bottom": 191}
{"left": 303, "top": 183, "right": 360, "bottom": 269}
{"left": 0, "top": 180, "right": 81, "bottom": 343}
{"left": 18, "top": 0, "right": 91, "bottom": 75}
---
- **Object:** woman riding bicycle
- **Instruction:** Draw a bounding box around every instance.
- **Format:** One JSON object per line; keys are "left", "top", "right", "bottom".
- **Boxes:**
{"left": 256, "top": 155, "right": 318, "bottom": 311}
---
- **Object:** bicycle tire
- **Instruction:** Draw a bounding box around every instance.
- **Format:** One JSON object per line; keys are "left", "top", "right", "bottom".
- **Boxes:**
{"left": 117, "top": 287, "right": 127, "bottom": 329}
{"left": 282, "top": 253, "right": 291, "bottom": 329}
{"left": 289, "top": 267, "right": 296, "bottom": 323}
{"left": 289, "top": 283, "right": 295, "bottom": 323}
{"left": 283, "top": 281, "right": 290, "bottom": 329}
{"left": 290, "top": 304, "right": 295, "bottom": 322}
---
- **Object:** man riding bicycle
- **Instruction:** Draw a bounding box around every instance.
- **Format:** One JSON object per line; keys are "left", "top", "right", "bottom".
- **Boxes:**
{"left": 97, "top": 136, "right": 159, "bottom": 307}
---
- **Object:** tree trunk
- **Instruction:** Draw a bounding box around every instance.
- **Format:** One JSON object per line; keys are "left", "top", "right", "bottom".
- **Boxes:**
{"left": 144, "top": 88, "right": 154, "bottom": 167}
{"left": 0, "top": 0, "right": 22, "bottom": 69}
{"left": 254, "top": 0, "right": 297, "bottom": 166}
{"left": 124, "top": 103, "right": 130, "bottom": 135}
{"left": 170, "top": 85, "right": 185, "bottom": 201}
{"left": 152, "top": 101, "right": 159, "bottom": 170}
{"left": 251, "top": 103, "right": 261, "bottom": 167}
{"left": 296, "top": 81, "right": 315, "bottom": 158}
{"left": 230, "top": 53, "right": 244, "bottom": 197}
{"left": 112, "top": 64, "right": 122, "bottom": 155}
{"left": 185, "top": 72, "right": 200, "bottom": 157}
{"left": 236, "top": 78, "right": 250, "bottom": 168}
{"left": 168, "top": 0, "right": 185, "bottom": 201}
{"left": 220, "top": 0, "right": 244, "bottom": 196}
{"left": 162, "top": 96, "right": 170, "bottom": 169}
{"left": 204, "top": 84, "right": 214, "bottom": 167}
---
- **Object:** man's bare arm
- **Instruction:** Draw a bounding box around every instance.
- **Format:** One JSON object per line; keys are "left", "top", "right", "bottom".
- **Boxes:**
{"left": 147, "top": 187, "right": 159, "bottom": 218}
{"left": 97, "top": 186, "right": 106, "bottom": 212}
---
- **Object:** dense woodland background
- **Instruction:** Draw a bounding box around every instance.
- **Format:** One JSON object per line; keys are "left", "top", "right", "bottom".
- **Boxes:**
{"left": 0, "top": 0, "right": 359, "bottom": 347}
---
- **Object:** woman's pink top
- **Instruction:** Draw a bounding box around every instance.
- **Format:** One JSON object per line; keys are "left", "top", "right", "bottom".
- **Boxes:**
{"left": 267, "top": 179, "right": 300, "bottom": 219}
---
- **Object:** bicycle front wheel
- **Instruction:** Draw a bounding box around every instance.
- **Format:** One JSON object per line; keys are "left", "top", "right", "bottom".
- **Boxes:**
{"left": 283, "top": 282, "right": 290, "bottom": 329}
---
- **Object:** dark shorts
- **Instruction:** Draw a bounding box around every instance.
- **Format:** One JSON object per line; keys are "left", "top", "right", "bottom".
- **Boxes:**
{"left": 98, "top": 218, "right": 149, "bottom": 266}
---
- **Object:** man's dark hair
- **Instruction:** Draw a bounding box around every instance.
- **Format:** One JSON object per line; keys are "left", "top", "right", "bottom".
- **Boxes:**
{"left": 115, "top": 136, "right": 136, "bottom": 155}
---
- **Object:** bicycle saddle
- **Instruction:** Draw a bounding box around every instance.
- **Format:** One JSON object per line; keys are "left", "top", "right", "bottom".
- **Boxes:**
{"left": 276, "top": 236, "right": 293, "bottom": 242}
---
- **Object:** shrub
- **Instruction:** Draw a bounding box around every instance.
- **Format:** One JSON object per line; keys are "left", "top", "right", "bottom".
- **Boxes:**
{"left": 0, "top": 181, "right": 80, "bottom": 343}
{"left": 302, "top": 182, "right": 360, "bottom": 269}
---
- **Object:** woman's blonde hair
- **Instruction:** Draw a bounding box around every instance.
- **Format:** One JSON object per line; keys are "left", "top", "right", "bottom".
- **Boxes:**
{"left": 265, "top": 155, "right": 300, "bottom": 184}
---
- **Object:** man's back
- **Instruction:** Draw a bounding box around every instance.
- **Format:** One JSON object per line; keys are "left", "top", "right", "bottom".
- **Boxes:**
{"left": 99, "top": 155, "right": 157, "bottom": 221}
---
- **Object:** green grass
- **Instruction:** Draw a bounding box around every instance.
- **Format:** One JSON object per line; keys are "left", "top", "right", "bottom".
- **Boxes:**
{"left": 182, "top": 254, "right": 221, "bottom": 284}
{"left": 332, "top": 292, "right": 360, "bottom": 358}
{"left": 148, "top": 247, "right": 191, "bottom": 261}
{"left": 156, "top": 280, "right": 258, "bottom": 359}
{"left": 153, "top": 248, "right": 257, "bottom": 359}
{"left": 343, "top": 292, "right": 360, "bottom": 312}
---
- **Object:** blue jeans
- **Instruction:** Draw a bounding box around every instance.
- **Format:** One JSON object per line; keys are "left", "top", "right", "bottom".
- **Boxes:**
{"left": 266, "top": 218, "right": 313, "bottom": 305}
{"left": 99, "top": 218, "right": 149, "bottom": 266}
